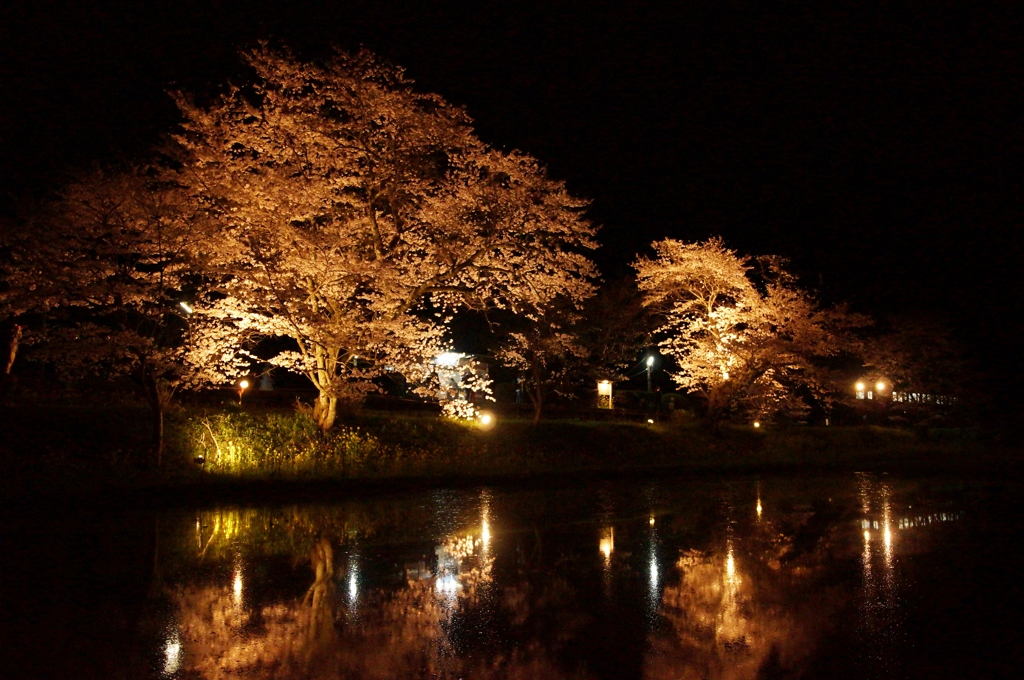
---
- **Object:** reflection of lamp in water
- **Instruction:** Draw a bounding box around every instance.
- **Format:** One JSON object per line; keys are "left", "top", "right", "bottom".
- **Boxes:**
{"left": 435, "top": 575, "right": 460, "bottom": 594}
{"left": 164, "top": 632, "right": 182, "bottom": 675}
{"left": 480, "top": 489, "right": 492, "bottom": 551}
{"left": 881, "top": 485, "right": 894, "bottom": 570}
{"left": 756, "top": 498, "right": 763, "bottom": 519}
{"left": 599, "top": 527, "right": 614, "bottom": 561}
{"left": 649, "top": 516, "right": 655, "bottom": 526}
{"left": 233, "top": 567, "right": 243, "bottom": 604}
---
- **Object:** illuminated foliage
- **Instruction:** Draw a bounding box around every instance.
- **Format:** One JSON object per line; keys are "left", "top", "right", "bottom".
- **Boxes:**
{"left": 635, "top": 238, "right": 868, "bottom": 423}
{"left": 1, "top": 166, "right": 247, "bottom": 462}
{"left": 171, "top": 46, "right": 597, "bottom": 430}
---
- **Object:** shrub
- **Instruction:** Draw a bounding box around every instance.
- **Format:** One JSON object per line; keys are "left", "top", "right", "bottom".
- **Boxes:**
{"left": 181, "top": 412, "right": 379, "bottom": 477}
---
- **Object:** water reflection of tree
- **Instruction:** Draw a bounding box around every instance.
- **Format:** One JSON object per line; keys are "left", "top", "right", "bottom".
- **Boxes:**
{"left": 646, "top": 519, "right": 845, "bottom": 679}
{"left": 168, "top": 518, "right": 585, "bottom": 679}
{"left": 184, "top": 504, "right": 435, "bottom": 564}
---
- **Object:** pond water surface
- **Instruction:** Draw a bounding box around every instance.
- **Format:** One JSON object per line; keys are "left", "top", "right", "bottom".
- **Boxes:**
{"left": 2, "top": 473, "right": 1022, "bottom": 679}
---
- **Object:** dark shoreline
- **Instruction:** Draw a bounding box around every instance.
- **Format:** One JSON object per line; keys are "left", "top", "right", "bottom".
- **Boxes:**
{"left": 3, "top": 405, "right": 1018, "bottom": 509}
{"left": 4, "top": 446, "right": 1018, "bottom": 512}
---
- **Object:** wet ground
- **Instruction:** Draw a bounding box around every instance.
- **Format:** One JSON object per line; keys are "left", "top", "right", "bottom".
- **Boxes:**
{"left": 2, "top": 472, "right": 1022, "bottom": 678}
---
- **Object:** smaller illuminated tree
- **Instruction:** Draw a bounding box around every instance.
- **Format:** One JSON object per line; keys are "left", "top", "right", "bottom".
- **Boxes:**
{"left": 635, "top": 238, "right": 867, "bottom": 425}
{"left": 11, "top": 166, "right": 247, "bottom": 463}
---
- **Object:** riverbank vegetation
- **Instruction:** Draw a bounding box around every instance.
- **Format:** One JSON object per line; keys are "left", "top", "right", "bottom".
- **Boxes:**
{"left": 0, "top": 401, "right": 1011, "bottom": 504}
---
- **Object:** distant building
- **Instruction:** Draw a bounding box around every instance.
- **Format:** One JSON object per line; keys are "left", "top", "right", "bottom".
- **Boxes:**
{"left": 853, "top": 375, "right": 957, "bottom": 406}
{"left": 433, "top": 352, "right": 490, "bottom": 402}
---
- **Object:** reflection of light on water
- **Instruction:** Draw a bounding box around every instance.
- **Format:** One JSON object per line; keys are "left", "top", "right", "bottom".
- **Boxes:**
{"left": 716, "top": 541, "right": 745, "bottom": 642}
{"left": 857, "top": 475, "right": 906, "bottom": 675}
{"left": 433, "top": 543, "right": 462, "bottom": 610}
{"left": 434, "top": 571, "right": 461, "bottom": 611}
{"left": 480, "top": 488, "right": 493, "bottom": 553}
{"left": 755, "top": 480, "right": 763, "bottom": 521}
{"left": 647, "top": 521, "right": 660, "bottom": 622}
{"left": 435, "top": 574, "right": 461, "bottom": 595}
{"left": 163, "top": 631, "right": 181, "bottom": 675}
{"left": 348, "top": 561, "right": 359, "bottom": 603}
{"left": 232, "top": 566, "right": 243, "bottom": 605}
{"left": 599, "top": 526, "right": 614, "bottom": 596}
{"left": 599, "top": 527, "right": 614, "bottom": 562}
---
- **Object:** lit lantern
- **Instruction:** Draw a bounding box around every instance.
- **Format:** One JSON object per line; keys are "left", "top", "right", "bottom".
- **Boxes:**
{"left": 597, "top": 380, "right": 613, "bottom": 409}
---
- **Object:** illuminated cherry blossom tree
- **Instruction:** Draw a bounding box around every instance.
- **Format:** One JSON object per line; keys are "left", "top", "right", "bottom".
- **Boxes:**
{"left": 635, "top": 238, "right": 867, "bottom": 425}
{"left": 171, "top": 47, "right": 597, "bottom": 430}
{"left": 4, "top": 167, "right": 246, "bottom": 463}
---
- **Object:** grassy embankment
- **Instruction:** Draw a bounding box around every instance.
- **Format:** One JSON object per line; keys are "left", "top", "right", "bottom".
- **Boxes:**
{"left": 0, "top": 402, "right": 1015, "bottom": 503}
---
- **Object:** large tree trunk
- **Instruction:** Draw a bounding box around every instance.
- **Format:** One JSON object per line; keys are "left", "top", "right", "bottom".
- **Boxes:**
{"left": 139, "top": 365, "right": 168, "bottom": 467}
{"left": 703, "top": 385, "right": 731, "bottom": 434}
{"left": 313, "top": 392, "right": 337, "bottom": 432}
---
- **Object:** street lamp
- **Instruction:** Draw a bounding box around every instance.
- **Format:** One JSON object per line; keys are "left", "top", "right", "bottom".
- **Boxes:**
{"left": 646, "top": 355, "right": 655, "bottom": 392}
{"left": 238, "top": 379, "right": 250, "bottom": 404}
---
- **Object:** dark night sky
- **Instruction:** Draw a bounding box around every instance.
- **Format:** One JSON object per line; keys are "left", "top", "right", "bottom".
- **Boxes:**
{"left": 2, "top": 1, "right": 1022, "bottom": 391}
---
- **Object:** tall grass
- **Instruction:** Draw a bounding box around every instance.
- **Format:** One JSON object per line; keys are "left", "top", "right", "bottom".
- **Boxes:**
{"left": 178, "top": 412, "right": 380, "bottom": 477}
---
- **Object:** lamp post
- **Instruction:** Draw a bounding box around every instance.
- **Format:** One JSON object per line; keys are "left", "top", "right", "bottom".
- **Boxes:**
{"left": 646, "top": 355, "right": 654, "bottom": 392}
{"left": 238, "top": 379, "right": 249, "bottom": 404}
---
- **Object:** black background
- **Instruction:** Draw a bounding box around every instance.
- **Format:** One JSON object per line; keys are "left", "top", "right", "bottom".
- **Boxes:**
{"left": 2, "top": 1, "right": 1021, "bottom": 405}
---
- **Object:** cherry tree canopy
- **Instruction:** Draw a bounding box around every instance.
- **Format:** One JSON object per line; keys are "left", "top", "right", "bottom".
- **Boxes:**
{"left": 1, "top": 166, "right": 247, "bottom": 461}
{"left": 635, "top": 238, "right": 867, "bottom": 423}
{"left": 171, "top": 47, "right": 598, "bottom": 430}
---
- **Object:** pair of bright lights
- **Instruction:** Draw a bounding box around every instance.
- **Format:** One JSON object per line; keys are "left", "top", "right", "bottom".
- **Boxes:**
{"left": 856, "top": 381, "right": 886, "bottom": 392}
